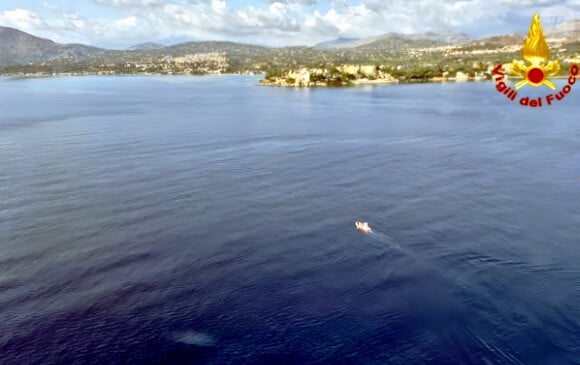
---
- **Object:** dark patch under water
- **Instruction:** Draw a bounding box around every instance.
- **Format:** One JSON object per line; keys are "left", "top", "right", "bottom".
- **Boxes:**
{"left": 0, "top": 76, "right": 579, "bottom": 364}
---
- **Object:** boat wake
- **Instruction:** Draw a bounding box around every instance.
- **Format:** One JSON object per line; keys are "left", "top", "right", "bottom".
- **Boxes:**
{"left": 171, "top": 331, "right": 217, "bottom": 347}
{"left": 355, "top": 222, "right": 413, "bottom": 257}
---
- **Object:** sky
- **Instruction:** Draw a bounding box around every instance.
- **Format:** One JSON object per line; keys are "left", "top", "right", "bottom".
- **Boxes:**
{"left": 0, "top": 0, "right": 579, "bottom": 49}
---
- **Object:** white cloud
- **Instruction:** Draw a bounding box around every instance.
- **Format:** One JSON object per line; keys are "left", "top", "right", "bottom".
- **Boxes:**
{"left": 0, "top": 8, "right": 45, "bottom": 30}
{"left": 115, "top": 15, "right": 138, "bottom": 27}
{"left": 1, "top": 0, "right": 578, "bottom": 48}
{"left": 212, "top": 0, "right": 226, "bottom": 15}
{"left": 92, "top": 0, "right": 162, "bottom": 7}
{"left": 43, "top": 2, "right": 60, "bottom": 11}
{"left": 63, "top": 13, "right": 87, "bottom": 30}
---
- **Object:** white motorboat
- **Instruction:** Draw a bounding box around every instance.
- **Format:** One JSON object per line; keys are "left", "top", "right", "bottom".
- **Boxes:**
{"left": 355, "top": 221, "right": 372, "bottom": 234}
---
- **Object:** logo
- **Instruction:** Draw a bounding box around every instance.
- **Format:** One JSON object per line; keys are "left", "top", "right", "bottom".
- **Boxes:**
{"left": 493, "top": 13, "right": 578, "bottom": 107}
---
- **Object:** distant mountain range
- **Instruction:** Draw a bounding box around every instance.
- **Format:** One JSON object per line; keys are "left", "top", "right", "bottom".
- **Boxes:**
{"left": 0, "top": 21, "right": 578, "bottom": 69}
{"left": 128, "top": 42, "right": 166, "bottom": 51}
{"left": 545, "top": 19, "right": 580, "bottom": 40}
{"left": 315, "top": 32, "right": 472, "bottom": 49}
{"left": 314, "top": 37, "right": 360, "bottom": 49}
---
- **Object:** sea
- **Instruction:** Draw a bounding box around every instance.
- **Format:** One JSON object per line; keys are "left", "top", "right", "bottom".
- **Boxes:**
{"left": 0, "top": 75, "right": 579, "bottom": 364}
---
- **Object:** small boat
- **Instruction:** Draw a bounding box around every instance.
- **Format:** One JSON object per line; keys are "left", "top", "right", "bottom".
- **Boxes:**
{"left": 355, "top": 221, "right": 372, "bottom": 234}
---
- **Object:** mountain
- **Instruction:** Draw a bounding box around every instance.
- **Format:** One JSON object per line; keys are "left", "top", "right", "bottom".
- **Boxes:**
{"left": 0, "top": 26, "right": 106, "bottom": 66}
{"left": 128, "top": 42, "right": 165, "bottom": 51}
{"left": 314, "top": 32, "right": 471, "bottom": 50}
{"left": 167, "top": 40, "right": 269, "bottom": 54}
{"left": 0, "top": 24, "right": 578, "bottom": 73}
{"left": 356, "top": 32, "right": 471, "bottom": 48}
{"left": 463, "top": 19, "right": 580, "bottom": 49}
{"left": 314, "top": 37, "right": 360, "bottom": 49}
{"left": 546, "top": 19, "right": 580, "bottom": 42}
{"left": 165, "top": 41, "right": 271, "bottom": 68}
{"left": 463, "top": 33, "right": 525, "bottom": 49}
{"left": 0, "top": 26, "right": 59, "bottom": 65}
{"left": 407, "top": 32, "right": 472, "bottom": 45}
{"left": 347, "top": 33, "right": 443, "bottom": 51}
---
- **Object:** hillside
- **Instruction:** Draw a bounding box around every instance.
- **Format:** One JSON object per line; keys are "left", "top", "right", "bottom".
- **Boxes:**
{"left": 0, "top": 26, "right": 106, "bottom": 66}
{"left": 0, "top": 21, "right": 578, "bottom": 79}
{"left": 128, "top": 42, "right": 165, "bottom": 51}
{"left": 314, "top": 37, "right": 360, "bottom": 49}
{"left": 546, "top": 19, "right": 580, "bottom": 41}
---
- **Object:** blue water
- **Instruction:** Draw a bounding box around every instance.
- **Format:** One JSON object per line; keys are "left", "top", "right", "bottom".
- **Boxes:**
{"left": 0, "top": 75, "right": 579, "bottom": 364}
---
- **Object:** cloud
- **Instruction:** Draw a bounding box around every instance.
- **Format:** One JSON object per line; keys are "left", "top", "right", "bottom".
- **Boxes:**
{"left": 265, "top": 0, "right": 317, "bottom": 5}
{"left": 500, "top": 0, "right": 572, "bottom": 7}
{"left": 115, "top": 15, "right": 138, "bottom": 27}
{"left": 92, "top": 0, "right": 163, "bottom": 7}
{"left": 0, "top": 7, "right": 146, "bottom": 47}
{"left": 0, "top": 8, "right": 45, "bottom": 30}
{"left": 1, "top": 0, "right": 578, "bottom": 48}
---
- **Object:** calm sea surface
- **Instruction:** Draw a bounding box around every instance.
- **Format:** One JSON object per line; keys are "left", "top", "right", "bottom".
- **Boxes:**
{"left": 0, "top": 75, "right": 579, "bottom": 364}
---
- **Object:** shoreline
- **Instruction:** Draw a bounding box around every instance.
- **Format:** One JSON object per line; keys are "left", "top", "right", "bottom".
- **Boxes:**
{"left": 258, "top": 76, "right": 491, "bottom": 87}
{"left": 0, "top": 71, "right": 262, "bottom": 80}
{"left": 2, "top": 72, "right": 574, "bottom": 87}
{"left": 258, "top": 74, "right": 577, "bottom": 88}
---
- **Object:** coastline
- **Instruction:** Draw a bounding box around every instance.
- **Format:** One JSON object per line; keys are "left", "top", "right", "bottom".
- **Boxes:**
{"left": 258, "top": 74, "right": 577, "bottom": 88}
{"left": 1, "top": 71, "right": 261, "bottom": 80}
{"left": 258, "top": 75, "right": 493, "bottom": 87}
{"left": 2, "top": 72, "right": 573, "bottom": 87}
{"left": 3, "top": 72, "right": 488, "bottom": 86}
